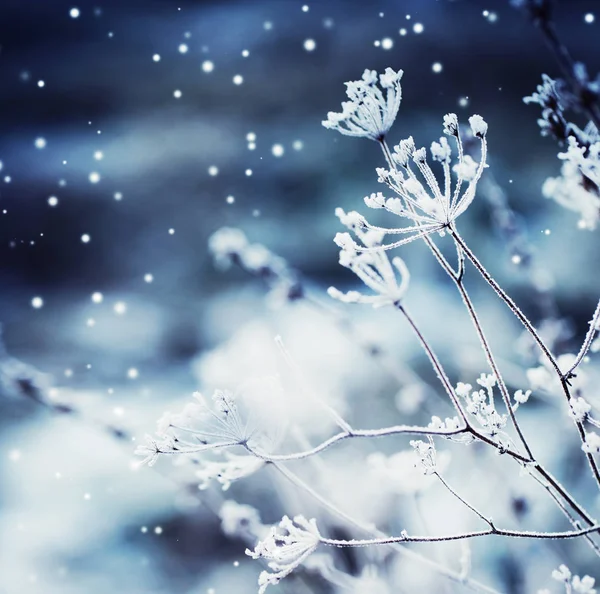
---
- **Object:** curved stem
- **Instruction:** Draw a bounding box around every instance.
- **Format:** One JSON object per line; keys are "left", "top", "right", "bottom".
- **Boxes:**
{"left": 271, "top": 462, "right": 502, "bottom": 594}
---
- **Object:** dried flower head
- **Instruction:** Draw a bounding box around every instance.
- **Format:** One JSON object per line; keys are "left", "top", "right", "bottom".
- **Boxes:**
{"left": 328, "top": 208, "right": 410, "bottom": 308}
{"left": 322, "top": 68, "right": 403, "bottom": 141}
{"left": 246, "top": 515, "right": 321, "bottom": 593}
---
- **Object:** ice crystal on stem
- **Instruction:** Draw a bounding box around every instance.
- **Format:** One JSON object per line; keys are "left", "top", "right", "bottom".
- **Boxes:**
{"left": 410, "top": 438, "right": 438, "bottom": 475}
{"left": 328, "top": 208, "right": 410, "bottom": 307}
{"left": 552, "top": 564, "right": 597, "bottom": 594}
{"left": 322, "top": 68, "right": 403, "bottom": 141}
{"left": 246, "top": 515, "right": 321, "bottom": 594}
{"left": 455, "top": 376, "right": 508, "bottom": 439}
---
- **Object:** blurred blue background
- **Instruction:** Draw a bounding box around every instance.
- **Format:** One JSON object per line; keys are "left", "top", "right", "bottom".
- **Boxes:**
{"left": 1, "top": 1, "right": 600, "bottom": 593}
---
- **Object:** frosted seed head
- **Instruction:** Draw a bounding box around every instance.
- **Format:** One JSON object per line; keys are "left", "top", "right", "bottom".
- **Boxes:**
{"left": 468, "top": 114, "right": 488, "bottom": 138}
{"left": 443, "top": 113, "right": 459, "bottom": 136}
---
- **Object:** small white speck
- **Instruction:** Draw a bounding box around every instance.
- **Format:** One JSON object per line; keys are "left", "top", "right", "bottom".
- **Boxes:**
{"left": 154, "top": 526, "right": 163, "bottom": 535}
{"left": 81, "top": 234, "right": 91, "bottom": 243}
{"left": 178, "top": 43, "right": 188, "bottom": 54}
{"left": 226, "top": 195, "right": 235, "bottom": 204}
{"left": 144, "top": 273, "right": 154, "bottom": 283}
{"left": 413, "top": 23, "right": 424, "bottom": 34}
{"left": 114, "top": 301, "right": 127, "bottom": 315}
{"left": 48, "top": 196, "right": 59, "bottom": 207}
{"left": 585, "top": 13, "right": 595, "bottom": 24}
{"left": 37, "top": 80, "right": 45, "bottom": 88}
{"left": 208, "top": 165, "right": 219, "bottom": 176}
{"left": 303, "top": 38, "right": 316, "bottom": 51}
{"left": 264, "top": 21, "right": 273, "bottom": 30}
{"left": 173, "top": 89, "right": 182, "bottom": 98}
{"left": 374, "top": 40, "right": 381, "bottom": 47}
{"left": 34, "top": 137, "right": 47, "bottom": 149}
{"left": 31, "top": 297, "right": 44, "bottom": 309}
{"left": 248, "top": 142, "right": 256, "bottom": 150}
{"left": 233, "top": 74, "right": 244, "bottom": 85}
{"left": 246, "top": 132, "right": 256, "bottom": 142}
{"left": 543, "top": 229, "right": 551, "bottom": 236}
{"left": 432, "top": 62, "right": 443, "bottom": 73}
{"left": 91, "top": 292, "right": 103, "bottom": 303}
{"left": 69, "top": 7, "right": 80, "bottom": 18}
{"left": 202, "top": 60, "right": 214, "bottom": 73}
{"left": 114, "top": 192, "right": 123, "bottom": 201}
{"left": 94, "top": 150, "right": 104, "bottom": 160}
{"left": 89, "top": 171, "right": 101, "bottom": 183}
{"left": 323, "top": 17, "right": 334, "bottom": 28}
{"left": 141, "top": 526, "right": 148, "bottom": 533}
{"left": 293, "top": 140, "right": 304, "bottom": 151}
{"left": 459, "top": 96, "right": 469, "bottom": 108}
{"left": 233, "top": 561, "right": 239, "bottom": 567}
{"left": 86, "top": 318, "right": 95, "bottom": 327}
{"left": 127, "top": 368, "right": 139, "bottom": 380}
{"left": 242, "top": 49, "right": 249, "bottom": 57}
{"left": 168, "top": 228, "right": 175, "bottom": 235}
{"left": 302, "top": 5, "right": 309, "bottom": 12}
{"left": 152, "top": 54, "right": 161, "bottom": 62}
{"left": 511, "top": 254, "right": 522, "bottom": 265}
{"left": 245, "top": 169, "right": 253, "bottom": 176}
{"left": 399, "top": 28, "right": 407, "bottom": 36}
{"left": 271, "top": 144, "right": 284, "bottom": 157}
{"left": 381, "top": 38, "right": 394, "bottom": 50}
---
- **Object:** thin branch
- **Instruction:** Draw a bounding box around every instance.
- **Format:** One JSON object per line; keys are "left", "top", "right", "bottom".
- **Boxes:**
{"left": 450, "top": 227, "right": 600, "bottom": 490}
{"left": 320, "top": 523, "right": 600, "bottom": 547}
{"left": 271, "top": 462, "right": 502, "bottom": 594}
{"left": 564, "top": 298, "right": 600, "bottom": 380}
{"left": 248, "top": 425, "right": 467, "bottom": 462}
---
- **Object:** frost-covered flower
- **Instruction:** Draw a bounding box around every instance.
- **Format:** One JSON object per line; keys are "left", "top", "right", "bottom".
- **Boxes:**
{"left": 322, "top": 68, "right": 403, "bottom": 141}
{"left": 570, "top": 396, "right": 591, "bottom": 422}
{"left": 552, "top": 565, "right": 572, "bottom": 583}
{"left": 543, "top": 136, "right": 600, "bottom": 229}
{"left": 246, "top": 515, "right": 321, "bottom": 594}
{"left": 552, "top": 565, "right": 597, "bottom": 594}
{"left": 335, "top": 114, "right": 488, "bottom": 254}
{"left": 219, "top": 500, "right": 264, "bottom": 538}
{"left": 410, "top": 438, "right": 438, "bottom": 475}
{"left": 208, "top": 227, "right": 249, "bottom": 269}
{"left": 328, "top": 208, "right": 410, "bottom": 308}
{"left": 582, "top": 432, "right": 600, "bottom": 454}
{"left": 197, "top": 454, "right": 265, "bottom": 491}
{"left": 209, "top": 227, "right": 302, "bottom": 301}
{"left": 136, "top": 378, "right": 287, "bottom": 489}
{"left": 573, "top": 575, "right": 597, "bottom": 594}
{"left": 369, "top": 447, "right": 450, "bottom": 493}
{"left": 455, "top": 375, "right": 507, "bottom": 438}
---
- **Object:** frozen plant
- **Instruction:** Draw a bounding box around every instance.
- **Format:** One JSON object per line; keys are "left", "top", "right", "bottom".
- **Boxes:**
{"left": 138, "top": 65, "right": 600, "bottom": 594}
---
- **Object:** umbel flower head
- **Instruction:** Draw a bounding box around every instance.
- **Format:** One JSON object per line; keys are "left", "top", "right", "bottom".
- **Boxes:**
{"left": 135, "top": 377, "right": 287, "bottom": 490}
{"left": 322, "top": 68, "right": 403, "bottom": 141}
{"left": 246, "top": 515, "right": 321, "bottom": 594}
{"left": 328, "top": 208, "right": 410, "bottom": 308}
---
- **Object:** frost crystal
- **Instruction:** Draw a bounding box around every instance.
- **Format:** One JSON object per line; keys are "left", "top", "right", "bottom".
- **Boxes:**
{"left": 582, "top": 432, "right": 600, "bottom": 454}
{"left": 543, "top": 135, "right": 600, "bottom": 229}
{"left": 328, "top": 208, "right": 410, "bottom": 308}
{"left": 456, "top": 375, "right": 507, "bottom": 438}
{"left": 410, "top": 438, "right": 438, "bottom": 475}
{"left": 246, "top": 515, "right": 321, "bottom": 593}
{"left": 322, "top": 68, "right": 403, "bottom": 141}
{"left": 570, "top": 396, "right": 591, "bottom": 422}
